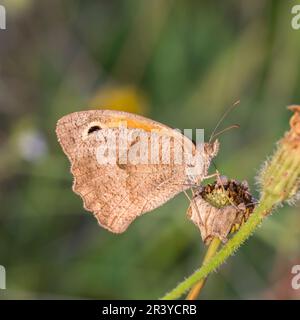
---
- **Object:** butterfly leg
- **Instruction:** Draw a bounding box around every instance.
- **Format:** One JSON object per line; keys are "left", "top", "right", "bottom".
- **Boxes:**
{"left": 202, "top": 172, "right": 219, "bottom": 181}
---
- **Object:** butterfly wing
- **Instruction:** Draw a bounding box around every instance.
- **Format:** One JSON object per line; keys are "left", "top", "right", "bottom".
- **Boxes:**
{"left": 56, "top": 110, "right": 202, "bottom": 233}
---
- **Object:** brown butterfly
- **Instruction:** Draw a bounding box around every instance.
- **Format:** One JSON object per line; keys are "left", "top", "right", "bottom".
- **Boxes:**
{"left": 56, "top": 110, "right": 219, "bottom": 233}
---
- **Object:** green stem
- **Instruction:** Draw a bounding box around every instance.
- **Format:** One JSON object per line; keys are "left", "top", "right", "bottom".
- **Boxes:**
{"left": 161, "top": 201, "right": 268, "bottom": 300}
{"left": 186, "top": 237, "right": 221, "bottom": 300}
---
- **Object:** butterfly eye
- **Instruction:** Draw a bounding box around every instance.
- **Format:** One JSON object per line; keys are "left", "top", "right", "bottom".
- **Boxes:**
{"left": 87, "top": 125, "right": 101, "bottom": 135}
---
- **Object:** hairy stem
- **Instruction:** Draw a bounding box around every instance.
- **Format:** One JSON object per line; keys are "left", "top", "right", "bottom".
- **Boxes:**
{"left": 161, "top": 202, "right": 266, "bottom": 300}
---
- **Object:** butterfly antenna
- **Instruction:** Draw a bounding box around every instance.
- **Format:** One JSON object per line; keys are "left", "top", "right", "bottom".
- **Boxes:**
{"left": 210, "top": 124, "right": 240, "bottom": 141}
{"left": 208, "top": 100, "right": 240, "bottom": 143}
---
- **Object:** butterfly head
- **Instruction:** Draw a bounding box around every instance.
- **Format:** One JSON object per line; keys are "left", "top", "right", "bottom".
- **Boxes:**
{"left": 202, "top": 139, "right": 219, "bottom": 172}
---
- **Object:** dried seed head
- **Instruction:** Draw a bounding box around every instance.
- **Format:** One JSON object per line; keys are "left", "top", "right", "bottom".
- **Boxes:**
{"left": 187, "top": 178, "right": 256, "bottom": 245}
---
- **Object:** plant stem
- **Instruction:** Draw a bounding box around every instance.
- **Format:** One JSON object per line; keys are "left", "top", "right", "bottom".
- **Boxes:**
{"left": 186, "top": 237, "right": 221, "bottom": 300}
{"left": 161, "top": 202, "right": 266, "bottom": 300}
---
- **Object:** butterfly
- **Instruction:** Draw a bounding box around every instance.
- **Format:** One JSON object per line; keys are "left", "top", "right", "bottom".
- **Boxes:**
{"left": 56, "top": 110, "right": 219, "bottom": 233}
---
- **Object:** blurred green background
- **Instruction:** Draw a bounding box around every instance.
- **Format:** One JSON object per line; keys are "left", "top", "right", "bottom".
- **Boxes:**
{"left": 0, "top": 0, "right": 300, "bottom": 299}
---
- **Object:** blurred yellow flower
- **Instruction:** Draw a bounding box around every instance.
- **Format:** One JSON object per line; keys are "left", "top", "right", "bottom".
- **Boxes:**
{"left": 88, "top": 85, "right": 148, "bottom": 115}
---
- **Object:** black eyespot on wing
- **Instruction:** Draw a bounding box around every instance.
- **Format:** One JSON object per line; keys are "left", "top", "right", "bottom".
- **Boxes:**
{"left": 87, "top": 125, "right": 102, "bottom": 134}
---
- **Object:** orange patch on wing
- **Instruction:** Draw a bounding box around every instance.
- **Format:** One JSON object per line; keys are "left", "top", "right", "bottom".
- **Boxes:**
{"left": 105, "top": 117, "right": 163, "bottom": 132}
